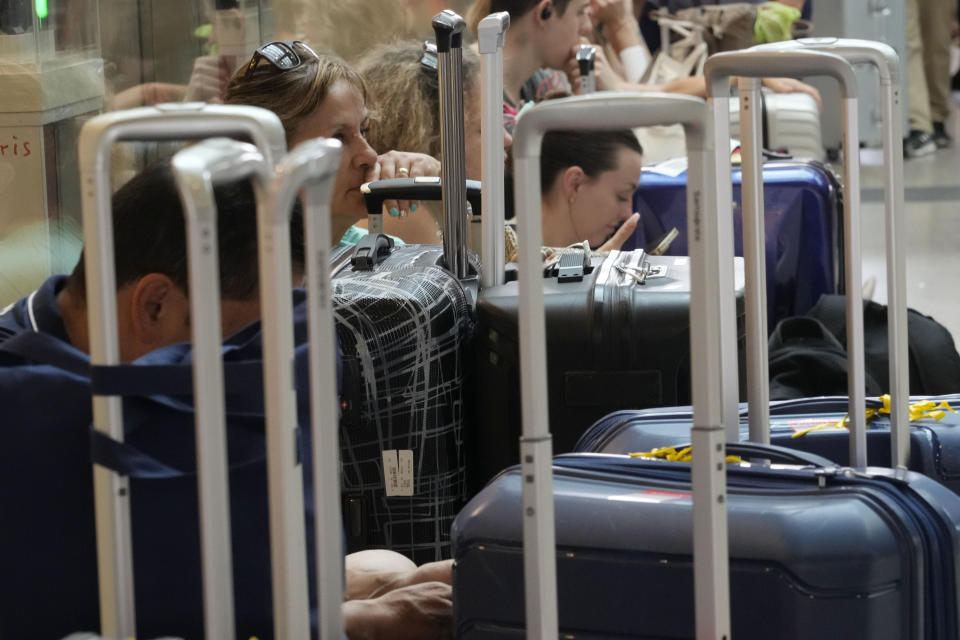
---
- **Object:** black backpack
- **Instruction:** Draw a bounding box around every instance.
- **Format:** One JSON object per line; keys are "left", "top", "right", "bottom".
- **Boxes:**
{"left": 768, "top": 294, "right": 960, "bottom": 399}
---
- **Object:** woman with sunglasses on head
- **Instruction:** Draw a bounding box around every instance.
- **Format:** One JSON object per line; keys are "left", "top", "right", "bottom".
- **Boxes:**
{"left": 227, "top": 41, "right": 456, "bottom": 640}
{"left": 225, "top": 40, "right": 442, "bottom": 247}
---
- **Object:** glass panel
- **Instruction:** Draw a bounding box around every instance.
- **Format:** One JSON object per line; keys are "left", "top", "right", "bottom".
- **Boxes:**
{"left": 1, "top": 0, "right": 104, "bottom": 304}
{"left": 0, "top": 0, "right": 477, "bottom": 306}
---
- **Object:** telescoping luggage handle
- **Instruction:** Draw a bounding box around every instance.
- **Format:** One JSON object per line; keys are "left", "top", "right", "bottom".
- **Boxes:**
{"left": 172, "top": 136, "right": 344, "bottom": 640}
{"left": 270, "top": 138, "right": 346, "bottom": 640}
{"left": 703, "top": 50, "right": 868, "bottom": 468}
{"left": 746, "top": 38, "right": 909, "bottom": 470}
{"left": 433, "top": 10, "right": 470, "bottom": 280}
{"left": 77, "top": 103, "right": 286, "bottom": 639}
{"left": 171, "top": 139, "right": 271, "bottom": 640}
{"left": 512, "top": 92, "right": 730, "bottom": 640}
{"left": 353, "top": 178, "right": 483, "bottom": 269}
{"left": 478, "top": 11, "right": 510, "bottom": 286}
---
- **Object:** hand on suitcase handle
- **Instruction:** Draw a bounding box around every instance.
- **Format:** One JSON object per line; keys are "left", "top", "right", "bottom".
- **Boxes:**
{"left": 368, "top": 150, "right": 441, "bottom": 217}
{"left": 361, "top": 177, "right": 482, "bottom": 218}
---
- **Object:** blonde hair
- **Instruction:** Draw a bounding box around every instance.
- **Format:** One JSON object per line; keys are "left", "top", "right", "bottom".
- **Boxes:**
{"left": 224, "top": 44, "right": 367, "bottom": 146}
{"left": 309, "top": 0, "right": 415, "bottom": 63}
{"left": 355, "top": 40, "right": 480, "bottom": 157}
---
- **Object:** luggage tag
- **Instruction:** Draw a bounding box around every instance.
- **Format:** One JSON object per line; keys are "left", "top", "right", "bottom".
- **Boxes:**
{"left": 382, "top": 449, "right": 415, "bottom": 497}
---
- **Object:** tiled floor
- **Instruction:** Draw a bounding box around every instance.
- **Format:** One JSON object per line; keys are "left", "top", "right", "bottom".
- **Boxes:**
{"left": 860, "top": 94, "right": 960, "bottom": 349}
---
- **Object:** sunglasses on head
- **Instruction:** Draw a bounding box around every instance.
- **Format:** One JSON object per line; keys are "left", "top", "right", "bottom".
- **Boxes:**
{"left": 419, "top": 40, "right": 438, "bottom": 74}
{"left": 243, "top": 40, "right": 319, "bottom": 79}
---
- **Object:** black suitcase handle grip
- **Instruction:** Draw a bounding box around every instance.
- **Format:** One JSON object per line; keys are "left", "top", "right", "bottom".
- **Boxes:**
{"left": 361, "top": 177, "right": 482, "bottom": 216}
{"left": 350, "top": 233, "right": 395, "bottom": 271}
{"left": 432, "top": 9, "right": 466, "bottom": 52}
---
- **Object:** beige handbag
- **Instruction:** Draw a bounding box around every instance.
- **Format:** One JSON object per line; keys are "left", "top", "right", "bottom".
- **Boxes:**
{"left": 635, "top": 15, "right": 709, "bottom": 163}
{"left": 653, "top": 3, "right": 758, "bottom": 54}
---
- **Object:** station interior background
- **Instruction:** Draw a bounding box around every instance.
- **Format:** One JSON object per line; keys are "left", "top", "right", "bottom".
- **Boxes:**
{"left": 1, "top": 0, "right": 958, "bottom": 345}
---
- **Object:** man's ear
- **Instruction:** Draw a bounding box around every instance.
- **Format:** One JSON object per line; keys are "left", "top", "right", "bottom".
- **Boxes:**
{"left": 127, "top": 273, "right": 190, "bottom": 350}
{"left": 560, "top": 165, "right": 587, "bottom": 200}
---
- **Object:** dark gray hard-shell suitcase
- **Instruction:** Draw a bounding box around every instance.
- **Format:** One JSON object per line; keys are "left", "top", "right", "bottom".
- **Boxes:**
{"left": 453, "top": 452, "right": 960, "bottom": 639}
{"left": 469, "top": 14, "right": 746, "bottom": 496}
{"left": 332, "top": 10, "right": 478, "bottom": 563}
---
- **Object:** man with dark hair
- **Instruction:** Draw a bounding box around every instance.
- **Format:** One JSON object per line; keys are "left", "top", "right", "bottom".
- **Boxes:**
{"left": 0, "top": 161, "right": 293, "bottom": 361}
{"left": 0, "top": 163, "right": 453, "bottom": 639}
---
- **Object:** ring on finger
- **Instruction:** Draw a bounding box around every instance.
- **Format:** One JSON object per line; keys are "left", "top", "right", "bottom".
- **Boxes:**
{"left": 398, "top": 167, "right": 410, "bottom": 177}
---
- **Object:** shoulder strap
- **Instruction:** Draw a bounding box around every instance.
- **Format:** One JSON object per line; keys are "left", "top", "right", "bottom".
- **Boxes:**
{"left": 0, "top": 330, "right": 89, "bottom": 376}
{"left": 0, "top": 329, "right": 269, "bottom": 398}
{"left": 90, "top": 425, "right": 305, "bottom": 479}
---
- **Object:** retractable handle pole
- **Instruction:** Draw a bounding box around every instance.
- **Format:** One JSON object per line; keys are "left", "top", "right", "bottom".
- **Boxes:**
{"left": 704, "top": 49, "right": 868, "bottom": 468}
{"left": 257, "top": 148, "right": 315, "bottom": 640}
{"left": 433, "top": 10, "right": 470, "bottom": 279}
{"left": 478, "top": 11, "right": 510, "bottom": 287}
{"left": 736, "top": 74, "right": 770, "bottom": 446}
{"left": 271, "top": 138, "right": 345, "bottom": 640}
{"left": 748, "top": 38, "right": 908, "bottom": 469}
{"left": 175, "top": 137, "right": 313, "bottom": 640}
{"left": 703, "top": 69, "right": 742, "bottom": 445}
{"left": 577, "top": 44, "right": 597, "bottom": 94}
{"left": 77, "top": 103, "right": 285, "bottom": 639}
{"left": 512, "top": 92, "right": 727, "bottom": 640}
{"left": 171, "top": 138, "right": 273, "bottom": 640}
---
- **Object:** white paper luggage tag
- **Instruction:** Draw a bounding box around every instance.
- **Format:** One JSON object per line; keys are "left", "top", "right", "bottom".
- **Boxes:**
{"left": 383, "top": 449, "right": 415, "bottom": 497}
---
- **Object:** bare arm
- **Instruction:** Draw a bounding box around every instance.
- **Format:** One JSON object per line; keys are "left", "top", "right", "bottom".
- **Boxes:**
{"left": 342, "top": 582, "right": 453, "bottom": 640}
{"left": 346, "top": 557, "right": 453, "bottom": 601}
{"left": 592, "top": 0, "right": 643, "bottom": 54}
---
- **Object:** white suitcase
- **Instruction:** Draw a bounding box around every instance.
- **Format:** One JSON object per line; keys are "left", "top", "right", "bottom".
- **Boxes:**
{"left": 729, "top": 90, "right": 825, "bottom": 160}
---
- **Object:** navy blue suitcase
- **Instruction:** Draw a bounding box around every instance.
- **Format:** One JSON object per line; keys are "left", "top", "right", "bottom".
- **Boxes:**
{"left": 575, "top": 395, "right": 960, "bottom": 494}
{"left": 627, "top": 160, "right": 842, "bottom": 329}
{"left": 452, "top": 452, "right": 960, "bottom": 639}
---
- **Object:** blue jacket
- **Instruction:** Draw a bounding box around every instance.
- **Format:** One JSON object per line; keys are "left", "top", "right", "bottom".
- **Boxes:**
{"left": 0, "top": 277, "right": 332, "bottom": 639}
